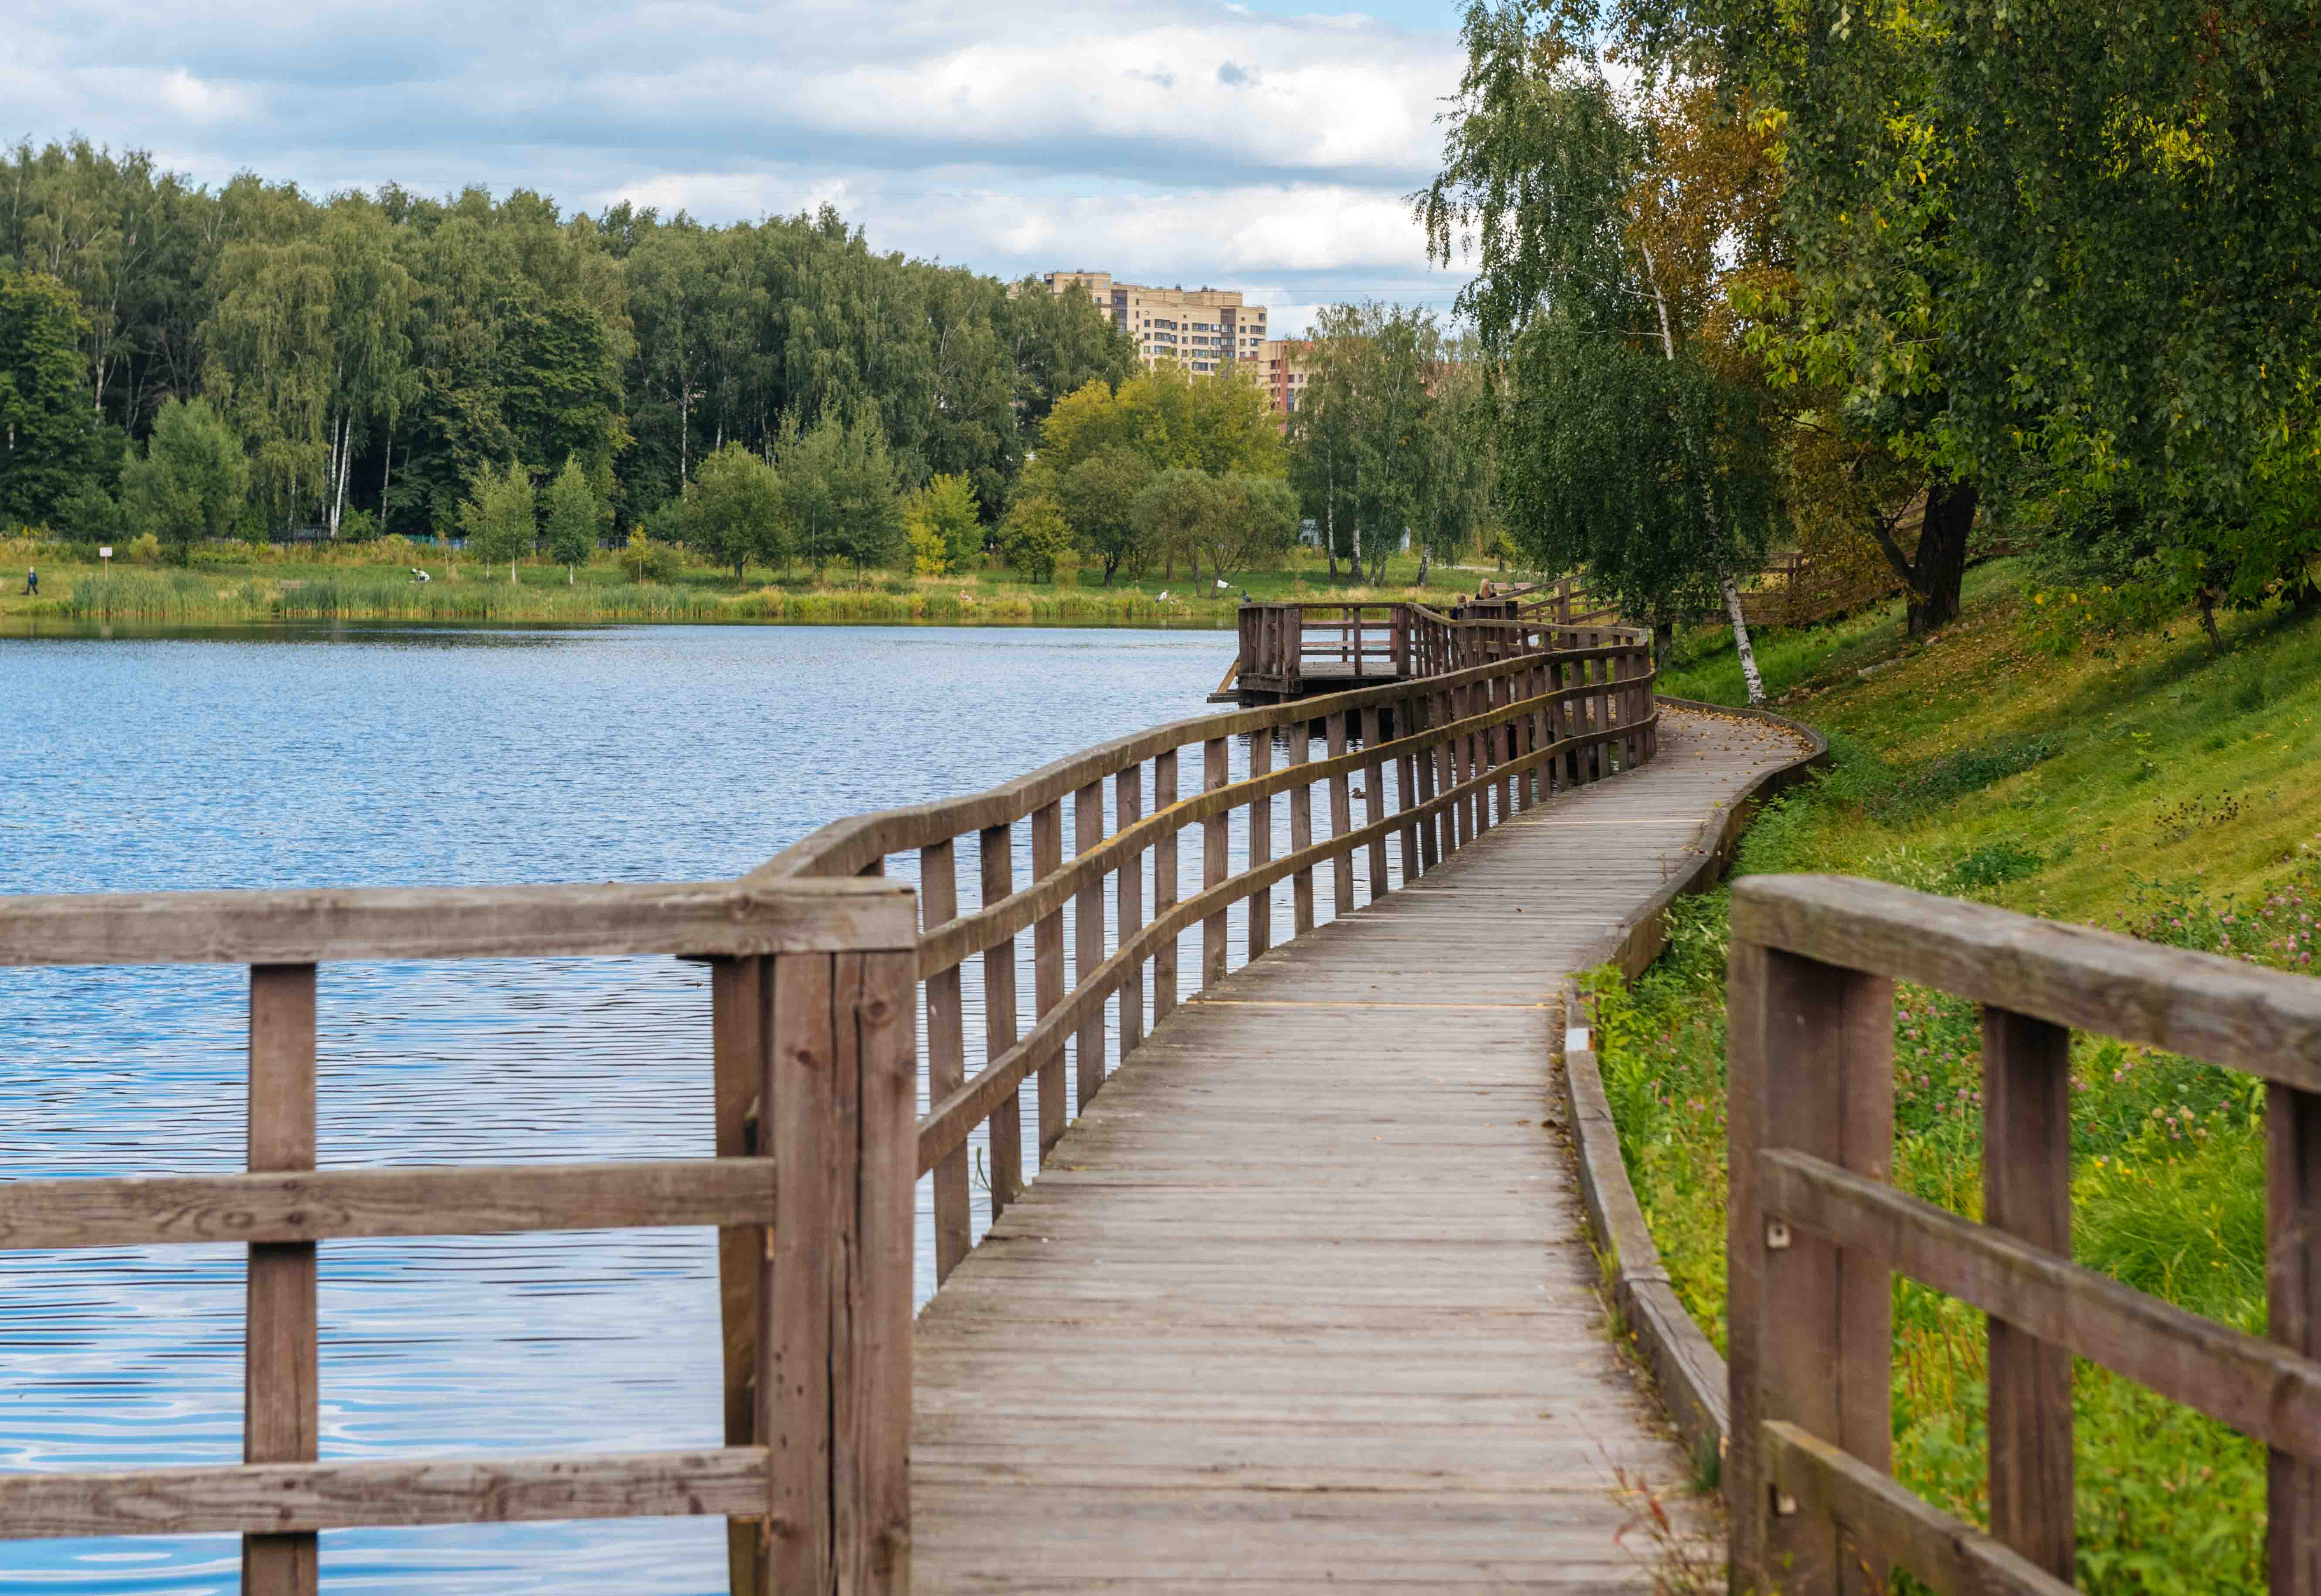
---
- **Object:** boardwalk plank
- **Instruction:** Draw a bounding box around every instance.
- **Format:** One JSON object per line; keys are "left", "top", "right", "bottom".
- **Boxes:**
{"left": 912, "top": 707, "right": 1805, "bottom": 1591}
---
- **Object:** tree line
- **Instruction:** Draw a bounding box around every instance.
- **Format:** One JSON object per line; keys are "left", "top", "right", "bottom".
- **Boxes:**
{"left": 1421, "top": 0, "right": 2321, "bottom": 701}
{"left": 0, "top": 138, "right": 1133, "bottom": 553}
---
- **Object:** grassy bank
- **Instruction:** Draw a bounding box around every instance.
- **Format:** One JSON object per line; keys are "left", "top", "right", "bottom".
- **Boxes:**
{"left": 0, "top": 540, "right": 1507, "bottom": 630}
{"left": 1605, "top": 563, "right": 2321, "bottom": 1593}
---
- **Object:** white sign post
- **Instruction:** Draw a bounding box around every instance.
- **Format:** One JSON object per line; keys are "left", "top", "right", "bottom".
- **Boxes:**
{"left": 98, "top": 546, "right": 112, "bottom": 570}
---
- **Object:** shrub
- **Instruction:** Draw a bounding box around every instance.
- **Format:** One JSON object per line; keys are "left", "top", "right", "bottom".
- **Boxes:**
{"left": 127, "top": 532, "right": 162, "bottom": 565}
{"left": 618, "top": 530, "right": 681, "bottom": 583}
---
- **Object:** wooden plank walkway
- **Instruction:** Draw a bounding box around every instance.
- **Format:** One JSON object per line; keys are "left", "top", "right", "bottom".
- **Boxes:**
{"left": 911, "top": 706, "right": 1809, "bottom": 1591}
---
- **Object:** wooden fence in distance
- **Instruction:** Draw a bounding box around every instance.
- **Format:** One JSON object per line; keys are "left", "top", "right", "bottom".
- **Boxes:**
{"left": 1728, "top": 874, "right": 2321, "bottom": 1596}
{"left": 1230, "top": 577, "right": 1625, "bottom": 701}
{"left": 0, "top": 879, "right": 919, "bottom": 1596}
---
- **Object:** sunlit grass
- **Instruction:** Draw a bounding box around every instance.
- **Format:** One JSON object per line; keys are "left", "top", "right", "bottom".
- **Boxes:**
{"left": 1598, "top": 562, "right": 2320, "bottom": 1593}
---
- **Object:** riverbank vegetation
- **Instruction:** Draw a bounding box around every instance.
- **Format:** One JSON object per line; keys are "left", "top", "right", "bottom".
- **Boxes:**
{"left": 0, "top": 532, "right": 1504, "bottom": 630}
{"left": 1599, "top": 563, "right": 2321, "bottom": 1591}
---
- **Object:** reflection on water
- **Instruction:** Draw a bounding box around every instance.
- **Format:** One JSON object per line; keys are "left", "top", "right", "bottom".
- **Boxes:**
{"left": 0, "top": 623, "right": 1231, "bottom": 1593}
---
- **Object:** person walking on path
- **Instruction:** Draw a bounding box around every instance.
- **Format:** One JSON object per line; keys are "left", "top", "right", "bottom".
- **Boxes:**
{"left": 20, "top": 566, "right": 35, "bottom": 596}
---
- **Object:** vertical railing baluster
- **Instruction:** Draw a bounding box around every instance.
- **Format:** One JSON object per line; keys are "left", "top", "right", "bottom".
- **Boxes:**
{"left": 1326, "top": 710, "right": 1354, "bottom": 913}
{"left": 1032, "top": 800, "right": 1065, "bottom": 1159}
{"left": 1202, "top": 737, "right": 1230, "bottom": 985}
{"left": 1153, "top": 749, "right": 1179, "bottom": 1023}
{"left": 1395, "top": 693, "right": 1422, "bottom": 880}
{"left": 1289, "top": 721, "right": 1315, "bottom": 933}
{"left": 1073, "top": 782, "right": 1106, "bottom": 1112}
{"left": 2274, "top": 1080, "right": 2321, "bottom": 1596}
{"left": 1985, "top": 1007, "right": 2077, "bottom": 1582}
{"left": 919, "top": 842, "right": 970, "bottom": 1281}
{"left": 1421, "top": 690, "right": 1447, "bottom": 868}
{"left": 1116, "top": 766, "right": 1147, "bottom": 1058}
{"left": 764, "top": 949, "right": 914, "bottom": 1596}
{"left": 713, "top": 953, "right": 769, "bottom": 1594}
{"left": 1360, "top": 705, "right": 1389, "bottom": 898}
{"left": 1248, "top": 731, "right": 1273, "bottom": 960}
{"left": 245, "top": 962, "right": 319, "bottom": 1596}
{"left": 1727, "top": 939, "right": 1894, "bottom": 1596}
{"left": 978, "top": 823, "right": 1023, "bottom": 1216}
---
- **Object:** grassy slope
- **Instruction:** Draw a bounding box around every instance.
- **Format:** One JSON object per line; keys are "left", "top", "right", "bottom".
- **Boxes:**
{"left": 1612, "top": 561, "right": 2321, "bottom": 1594}
{"left": 0, "top": 543, "right": 1508, "bottom": 630}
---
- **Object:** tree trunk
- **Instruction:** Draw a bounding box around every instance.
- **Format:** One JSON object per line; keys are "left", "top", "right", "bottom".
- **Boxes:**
{"left": 1910, "top": 477, "right": 1975, "bottom": 638}
{"left": 2199, "top": 585, "right": 2223, "bottom": 650}
{"left": 1654, "top": 619, "right": 1674, "bottom": 668}
{"left": 510, "top": 560, "right": 519, "bottom": 587}
{"left": 1416, "top": 544, "right": 1430, "bottom": 588}
{"left": 1721, "top": 576, "right": 1766, "bottom": 705}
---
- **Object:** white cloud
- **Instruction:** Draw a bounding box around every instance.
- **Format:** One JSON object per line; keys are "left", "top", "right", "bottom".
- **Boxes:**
{"left": 11, "top": 0, "right": 1476, "bottom": 313}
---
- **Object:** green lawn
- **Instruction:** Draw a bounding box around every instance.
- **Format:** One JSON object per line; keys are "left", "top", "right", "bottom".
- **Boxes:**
{"left": 1607, "top": 562, "right": 2319, "bottom": 1593}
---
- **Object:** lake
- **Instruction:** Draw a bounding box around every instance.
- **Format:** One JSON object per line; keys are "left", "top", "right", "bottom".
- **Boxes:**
{"left": 0, "top": 623, "right": 1241, "bottom": 1594}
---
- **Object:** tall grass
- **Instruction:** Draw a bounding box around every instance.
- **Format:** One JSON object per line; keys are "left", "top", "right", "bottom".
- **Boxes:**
{"left": 58, "top": 571, "right": 1211, "bottom": 627}
{"left": 1591, "top": 571, "right": 2321, "bottom": 1594}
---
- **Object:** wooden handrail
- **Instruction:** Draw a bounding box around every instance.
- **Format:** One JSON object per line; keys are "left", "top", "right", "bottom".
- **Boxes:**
{"left": 913, "top": 695, "right": 1656, "bottom": 1176}
{"left": 0, "top": 883, "right": 917, "bottom": 1596}
{"left": 764, "top": 630, "right": 1662, "bottom": 1310}
{"left": 1728, "top": 874, "right": 2321, "bottom": 1596}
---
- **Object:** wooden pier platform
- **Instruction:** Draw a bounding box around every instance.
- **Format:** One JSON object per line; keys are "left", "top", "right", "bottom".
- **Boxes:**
{"left": 910, "top": 706, "right": 1808, "bottom": 1590}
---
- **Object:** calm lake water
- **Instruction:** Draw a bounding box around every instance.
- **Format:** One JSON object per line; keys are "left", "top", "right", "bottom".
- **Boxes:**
{"left": 0, "top": 623, "right": 1250, "bottom": 1594}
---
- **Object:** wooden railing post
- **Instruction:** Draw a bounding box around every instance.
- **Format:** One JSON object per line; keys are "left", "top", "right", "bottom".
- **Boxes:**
{"left": 245, "top": 962, "right": 319, "bottom": 1596}
{"left": 978, "top": 824, "right": 1023, "bottom": 1215}
{"left": 1032, "top": 800, "right": 1066, "bottom": 1158}
{"left": 1248, "top": 732, "right": 1273, "bottom": 960}
{"left": 1202, "top": 737, "right": 1230, "bottom": 986}
{"left": 1395, "top": 695, "right": 1422, "bottom": 881}
{"left": 1420, "top": 692, "right": 1446, "bottom": 869}
{"left": 1289, "top": 723, "right": 1316, "bottom": 934}
{"left": 1728, "top": 939, "right": 1893, "bottom": 1596}
{"left": 1073, "top": 782, "right": 1106, "bottom": 1111}
{"left": 1326, "top": 710, "right": 1354, "bottom": 913}
{"left": 918, "top": 845, "right": 970, "bottom": 1282}
{"left": 714, "top": 954, "right": 770, "bottom": 1594}
{"left": 1983, "top": 1007, "right": 2076, "bottom": 1582}
{"left": 1153, "top": 749, "right": 1179, "bottom": 1023}
{"left": 1360, "top": 705, "right": 1389, "bottom": 897}
{"left": 763, "top": 948, "right": 915, "bottom": 1595}
{"left": 1116, "top": 766, "right": 1147, "bottom": 1057}
{"left": 2275, "top": 1081, "right": 2321, "bottom": 1596}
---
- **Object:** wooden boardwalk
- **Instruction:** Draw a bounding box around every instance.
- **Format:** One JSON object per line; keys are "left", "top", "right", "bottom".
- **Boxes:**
{"left": 912, "top": 707, "right": 1809, "bottom": 1591}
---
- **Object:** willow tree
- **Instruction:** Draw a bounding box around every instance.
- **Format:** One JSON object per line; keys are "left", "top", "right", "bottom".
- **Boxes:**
{"left": 1418, "top": 5, "right": 1777, "bottom": 697}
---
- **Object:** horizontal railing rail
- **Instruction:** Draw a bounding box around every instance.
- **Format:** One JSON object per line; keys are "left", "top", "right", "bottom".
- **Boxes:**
{"left": 755, "top": 633, "right": 1659, "bottom": 1300}
{"left": 1729, "top": 874, "right": 2321, "bottom": 1596}
{"left": 0, "top": 877, "right": 919, "bottom": 1596}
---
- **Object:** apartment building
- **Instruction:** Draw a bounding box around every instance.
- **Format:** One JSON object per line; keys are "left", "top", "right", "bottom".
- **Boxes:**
{"left": 1035, "top": 271, "right": 1269, "bottom": 377}
{"left": 1256, "top": 338, "right": 1317, "bottom": 418}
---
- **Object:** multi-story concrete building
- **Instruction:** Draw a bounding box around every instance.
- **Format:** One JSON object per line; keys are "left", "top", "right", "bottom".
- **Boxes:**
{"left": 1034, "top": 271, "right": 1270, "bottom": 379}
{"left": 1256, "top": 338, "right": 1318, "bottom": 419}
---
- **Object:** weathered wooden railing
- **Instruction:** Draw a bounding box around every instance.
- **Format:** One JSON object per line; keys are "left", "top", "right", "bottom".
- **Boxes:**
{"left": 1233, "top": 584, "right": 1626, "bottom": 699}
{"left": 0, "top": 627, "right": 1658, "bottom": 1596}
{"left": 1730, "top": 874, "right": 2321, "bottom": 1596}
{"left": 749, "top": 631, "right": 1658, "bottom": 1302}
{"left": 0, "top": 879, "right": 918, "bottom": 1596}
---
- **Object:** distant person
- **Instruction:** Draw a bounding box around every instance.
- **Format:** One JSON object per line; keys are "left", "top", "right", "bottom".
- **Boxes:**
{"left": 20, "top": 566, "right": 35, "bottom": 596}
{"left": 410, "top": 567, "right": 431, "bottom": 584}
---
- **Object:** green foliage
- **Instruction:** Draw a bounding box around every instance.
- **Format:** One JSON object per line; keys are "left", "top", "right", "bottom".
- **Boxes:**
{"left": 0, "top": 140, "right": 1133, "bottom": 546}
{"left": 0, "top": 269, "right": 109, "bottom": 527}
{"left": 901, "top": 472, "right": 983, "bottom": 577}
{"left": 1499, "top": 311, "right": 1776, "bottom": 618}
{"left": 617, "top": 527, "right": 681, "bottom": 583}
{"left": 1058, "top": 447, "right": 1155, "bottom": 583}
{"left": 999, "top": 494, "right": 1074, "bottom": 583}
{"left": 682, "top": 443, "right": 785, "bottom": 582}
{"left": 543, "top": 454, "right": 602, "bottom": 575}
{"left": 121, "top": 397, "right": 252, "bottom": 561}
{"left": 781, "top": 412, "right": 904, "bottom": 581}
{"left": 458, "top": 459, "right": 536, "bottom": 573}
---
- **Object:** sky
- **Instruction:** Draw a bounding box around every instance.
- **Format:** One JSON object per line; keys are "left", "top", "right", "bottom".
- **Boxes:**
{"left": 6, "top": 0, "right": 1481, "bottom": 336}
